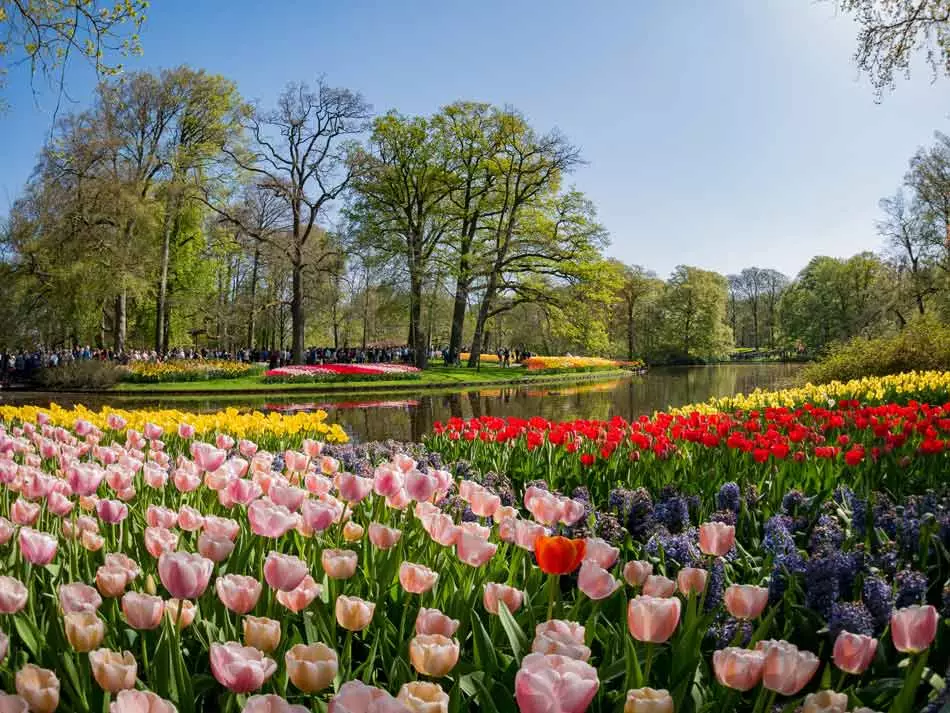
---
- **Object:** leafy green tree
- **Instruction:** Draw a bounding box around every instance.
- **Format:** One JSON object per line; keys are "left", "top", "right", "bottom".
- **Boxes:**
{"left": 658, "top": 266, "right": 733, "bottom": 361}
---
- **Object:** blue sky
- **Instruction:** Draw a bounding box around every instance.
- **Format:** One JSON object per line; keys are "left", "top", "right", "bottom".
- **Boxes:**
{"left": 1, "top": 0, "right": 948, "bottom": 279}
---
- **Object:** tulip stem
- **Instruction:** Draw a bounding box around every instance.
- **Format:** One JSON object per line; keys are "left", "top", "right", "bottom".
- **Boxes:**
{"left": 644, "top": 643, "right": 655, "bottom": 683}
{"left": 546, "top": 574, "right": 560, "bottom": 620}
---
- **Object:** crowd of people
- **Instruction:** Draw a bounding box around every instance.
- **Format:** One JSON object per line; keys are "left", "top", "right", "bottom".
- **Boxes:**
{"left": 1, "top": 343, "right": 535, "bottom": 383}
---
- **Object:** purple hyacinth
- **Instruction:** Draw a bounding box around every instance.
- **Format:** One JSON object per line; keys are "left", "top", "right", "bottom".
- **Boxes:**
{"left": 828, "top": 602, "right": 874, "bottom": 638}
{"left": 805, "top": 555, "right": 841, "bottom": 620}
{"left": 808, "top": 514, "right": 844, "bottom": 556}
{"left": 645, "top": 529, "right": 700, "bottom": 568}
{"left": 706, "top": 617, "right": 753, "bottom": 650}
{"left": 861, "top": 575, "right": 894, "bottom": 634}
{"left": 895, "top": 569, "right": 928, "bottom": 609}
{"left": 717, "top": 482, "right": 741, "bottom": 513}
{"left": 704, "top": 558, "right": 725, "bottom": 612}
{"left": 654, "top": 490, "right": 690, "bottom": 534}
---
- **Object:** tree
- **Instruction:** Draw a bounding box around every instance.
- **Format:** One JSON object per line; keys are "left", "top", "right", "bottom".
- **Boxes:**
{"left": 658, "top": 266, "right": 733, "bottom": 361}
{"left": 0, "top": 0, "right": 147, "bottom": 104}
{"left": 879, "top": 189, "right": 935, "bottom": 316}
{"left": 466, "top": 112, "right": 583, "bottom": 366}
{"left": 212, "top": 80, "right": 371, "bottom": 363}
{"left": 760, "top": 269, "right": 789, "bottom": 349}
{"left": 348, "top": 112, "right": 453, "bottom": 368}
{"left": 614, "top": 263, "right": 663, "bottom": 360}
{"left": 838, "top": 0, "right": 950, "bottom": 91}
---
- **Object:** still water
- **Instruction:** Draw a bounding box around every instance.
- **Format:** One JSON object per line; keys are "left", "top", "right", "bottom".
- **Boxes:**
{"left": 1, "top": 364, "right": 803, "bottom": 442}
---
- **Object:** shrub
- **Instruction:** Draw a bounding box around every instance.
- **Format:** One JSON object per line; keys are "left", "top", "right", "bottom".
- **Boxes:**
{"left": 799, "top": 317, "right": 950, "bottom": 385}
{"left": 34, "top": 361, "right": 125, "bottom": 390}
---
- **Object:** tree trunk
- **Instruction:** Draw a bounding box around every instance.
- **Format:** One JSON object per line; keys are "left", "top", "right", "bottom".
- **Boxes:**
{"left": 162, "top": 284, "right": 172, "bottom": 353}
{"left": 155, "top": 214, "right": 172, "bottom": 353}
{"left": 626, "top": 301, "right": 635, "bottom": 360}
{"left": 291, "top": 262, "right": 305, "bottom": 364}
{"left": 247, "top": 248, "right": 259, "bottom": 349}
{"left": 113, "top": 291, "right": 127, "bottom": 355}
{"left": 467, "top": 272, "right": 498, "bottom": 368}
{"left": 410, "top": 267, "right": 427, "bottom": 369}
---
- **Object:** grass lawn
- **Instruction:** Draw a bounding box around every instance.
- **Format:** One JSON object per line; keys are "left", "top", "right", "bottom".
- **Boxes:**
{"left": 112, "top": 365, "right": 629, "bottom": 393}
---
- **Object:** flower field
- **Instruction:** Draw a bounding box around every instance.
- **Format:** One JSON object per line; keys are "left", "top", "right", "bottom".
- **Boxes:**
{"left": 0, "top": 373, "right": 946, "bottom": 712}
{"left": 522, "top": 357, "right": 621, "bottom": 372}
{"left": 263, "top": 364, "right": 421, "bottom": 384}
{"left": 124, "top": 361, "right": 261, "bottom": 384}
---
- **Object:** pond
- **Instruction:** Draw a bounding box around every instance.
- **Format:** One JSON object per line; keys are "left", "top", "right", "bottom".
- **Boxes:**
{"left": 1, "top": 363, "right": 803, "bottom": 442}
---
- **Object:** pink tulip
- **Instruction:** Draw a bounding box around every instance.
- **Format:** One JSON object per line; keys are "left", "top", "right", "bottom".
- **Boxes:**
{"left": 0, "top": 518, "right": 13, "bottom": 545}
{"left": 891, "top": 605, "right": 939, "bottom": 654}
{"left": 75, "top": 419, "right": 93, "bottom": 437}
{"left": 158, "top": 552, "right": 213, "bottom": 600}
{"left": 216, "top": 434, "right": 235, "bottom": 450}
{"left": 171, "top": 506, "right": 201, "bottom": 533}
{"left": 110, "top": 690, "right": 177, "bottom": 713}
{"left": 269, "top": 484, "right": 307, "bottom": 512}
{"left": 560, "top": 499, "right": 586, "bottom": 526}
{"left": 264, "top": 551, "right": 308, "bottom": 592}
{"left": 397, "top": 682, "right": 448, "bottom": 713}
{"left": 210, "top": 642, "right": 277, "bottom": 693}
{"left": 459, "top": 521, "right": 491, "bottom": 540}
{"left": 583, "top": 538, "right": 619, "bottom": 569}
{"left": 204, "top": 515, "right": 241, "bottom": 541}
{"left": 238, "top": 439, "right": 259, "bottom": 458}
{"left": 301, "top": 439, "right": 321, "bottom": 459}
{"left": 15, "top": 665, "right": 59, "bottom": 713}
{"left": 143, "top": 463, "right": 168, "bottom": 489}
{"left": 512, "top": 520, "right": 548, "bottom": 552}
{"left": 143, "top": 423, "right": 163, "bottom": 440}
{"left": 173, "top": 470, "right": 201, "bottom": 493}
{"left": 416, "top": 608, "right": 460, "bottom": 637}
{"left": 198, "top": 532, "right": 235, "bottom": 563}
{"left": 249, "top": 499, "right": 297, "bottom": 538}
{"left": 216, "top": 574, "right": 263, "bottom": 615}
{"left": 524, "top": 487, "right": 564, "bottom": 526}
{"left": 19, "top": 528, "right": 57, "bottom": 565}
{"left": 757, "top": 640, "right": 820, "bottom": 695}
{"left": 532, "top": 620, "right": 590, "bottom": 661}
{"left": 456, "top": 531, "right": 497, "bottom": 566}
{"left": 623, "top": 560, "right": 653, "bottom": 587}
{"left": 426, "top": 514, "right": 460, "bottom": 547}
{"left": 126, "top": 431, "right": 145, "bottom": 450}
{"left": 627, "top": 596, "right": 681, "bottom": 643}
{"left": 484, "top": 583, "right": 525, "bottom": 614}
{"left": 470, "top": 487, "right": 501, "bottom": 518}
{"left": 59, "top": 583, "right": 102, "bottom": 614}
{"left": 328, "top": 681, "right": 405, "bottom": 713}
{"left": 304, "top": 473, "right": 332, "bottom": 496}
{"left": 105, "top": 553, "right": 141, "bottom": 580}
{"left": 0, "top": 576, "right": 27, "bottom": 613}
{"left": 177, "top": 423, "right": 196, "bottom": 439}
{"left": 699, "top": 522, "right": 735, "bottom": 557}
{"left": 192, "top": 443, "right": 227, "bottom": 473}
{"left": 676, "top": 567, "right": 708, "bottom": 596}
{"left": 405, "top": 470, "right": 438, "bottom": 502}
{"left": 409, "top": 634, "right": 460, "bottom": 677}
{"left": 368, "top": 523, "right": 402, "bottom": 550}
{"left": 144, "top": 527, "right": 179, "bottom": 558}
{"left": 66, "top": 465, "right": 103, "bottom": 497}
{"left": 642, "top": 575, "right": 675, "bottom": 598}
{"left": 399, "top": 563, "right": 439, "bottom": 594}
{"left": 300, "top": 499, "right": 337, "bottom": 532}
{"left": 322, "top": 549, "right": 358, "bottom": 580}
{"left": 833, "top": 631, "right": 877, "bottom": 674}
{"left": 226, "top": 478, "right": 262, "bottom": 506}
{"left": 334, "top": 473, "right": 373, "bottom": 503}
{"left": 713, "top": 647, "right": 765, "bottom": 691}
{"left": 393, "top": 453, "right": 416, "bottom": 472}
{"left": 514, "top": 653, "right": 599, "bottom": 713}
{"left": 242, "top": 695, "right": 309, "bottom": 713}
{"left": 724, "top": 585, "right": 769, "bottom": 620}
{"left": 46, "top": 491, "right": 74, "bottom": 517}
{"left": 11, "top": 499, "right": 40, "bottom": 526}
{"left": 373, "top": 466, "right": 404, "bottom": 498}
{"left": 494, "top": 505, "right": 519, "bottom": 523}
{"left": 578, "top": 561, "right": 621, "bottom": 600}
{"left": 121, "top": 592, "right": 164, "bottom": 630}
{"left": 335, "top": 596, "right": 375, "bottom": 632}
{"left": 276, "top": 576, "right": 322, "bottom": 613}
{"left": 147, "top": 505, "right": 178, "bottom": 529}
{"left": 96, "top": 499, "right": 129, "bottom": 525}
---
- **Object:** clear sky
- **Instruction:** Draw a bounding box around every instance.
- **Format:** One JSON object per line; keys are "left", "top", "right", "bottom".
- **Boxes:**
{"left": 1, "top": 0, "right": 948, "bottom": 280}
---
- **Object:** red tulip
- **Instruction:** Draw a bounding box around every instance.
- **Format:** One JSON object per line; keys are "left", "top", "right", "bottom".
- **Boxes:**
{"left": 534, "top": 536, "right": 586, "bottom": 575}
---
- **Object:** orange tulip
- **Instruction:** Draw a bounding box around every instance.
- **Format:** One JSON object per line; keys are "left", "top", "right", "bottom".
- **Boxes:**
{"left": 534, "top": 536, "right": 586, "bottom": 575}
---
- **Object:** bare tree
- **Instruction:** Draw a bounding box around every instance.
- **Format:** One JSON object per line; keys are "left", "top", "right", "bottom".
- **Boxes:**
{"left": 210, "top": 80, "right": 371, "bottom": 363}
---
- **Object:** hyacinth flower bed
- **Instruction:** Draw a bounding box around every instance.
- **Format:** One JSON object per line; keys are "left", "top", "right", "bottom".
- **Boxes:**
{"left": 263, "top": 364, "right": 422, "bottom": 384}
{"left": 0, "top": 380, "right": 945, "bottom": 713}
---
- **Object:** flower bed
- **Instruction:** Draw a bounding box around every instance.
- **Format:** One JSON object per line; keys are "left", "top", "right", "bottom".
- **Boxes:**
{"left": 522, "top": 356, "right": 620, "bottom": 372}
{"left": 263, "top": 364, "right": 421, "bottom": 383}
{"left": 0, "top": 376, "right": 948, "bottom": 711}
{"left": 123, "top": 360, "right": 261, "bottom": 383}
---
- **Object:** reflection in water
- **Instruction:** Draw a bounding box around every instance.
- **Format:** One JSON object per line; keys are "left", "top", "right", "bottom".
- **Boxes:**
{"left": 1, "top": 364, "right": 803, "bottom": 442}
